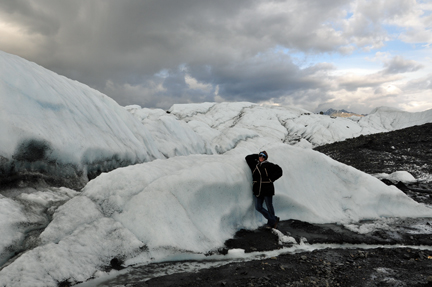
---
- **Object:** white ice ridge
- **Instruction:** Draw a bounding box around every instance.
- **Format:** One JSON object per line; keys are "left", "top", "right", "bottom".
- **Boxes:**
{"left": 1, "top": 49, "right": 432, "bottom": 189}
{"left": 1, "top": 144, "right": 431, "bottom": 286}
{"left": 0, "top": 51, "right": 209, "bottom": 188}
{"left": 168, "top": 102, "right": 432, "bottom": 149}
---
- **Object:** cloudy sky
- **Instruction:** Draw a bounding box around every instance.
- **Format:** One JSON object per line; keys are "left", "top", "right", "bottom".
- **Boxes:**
{"left": 1, "top": 0, "right": 431, "bottom": 113}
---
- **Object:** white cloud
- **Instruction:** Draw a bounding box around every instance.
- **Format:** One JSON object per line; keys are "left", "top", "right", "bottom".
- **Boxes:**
{"left": 185, "top": 75, "right": 212, "bottom": 92}
{"left": 0, "top": 21, "right": 46, "bottom": 57}
{"left": 375, "top": 84, "right": 403, "bottom": 95}
{"left": 385, "top": 0, "right": 432, "bottom": 43}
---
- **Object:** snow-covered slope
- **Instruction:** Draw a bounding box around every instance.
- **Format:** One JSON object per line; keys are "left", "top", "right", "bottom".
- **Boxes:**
{"left": 125, "top": 105, "right": 211, "bottom": 157}
{"left": 1, "top": 143, "right": 431, "bottom": 286}
{"left": 359, "top": 106, "right": 432, "bottom": 131}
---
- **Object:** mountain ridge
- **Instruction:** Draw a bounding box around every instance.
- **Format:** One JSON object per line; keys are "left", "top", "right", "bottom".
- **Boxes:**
{"left": 321, "top": 108, "right": 366, "bottom": 117}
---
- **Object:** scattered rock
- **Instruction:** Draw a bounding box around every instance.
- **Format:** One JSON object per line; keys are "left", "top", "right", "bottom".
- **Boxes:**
{"left": 108, "top": 257, "right": 124, "bottom": 271}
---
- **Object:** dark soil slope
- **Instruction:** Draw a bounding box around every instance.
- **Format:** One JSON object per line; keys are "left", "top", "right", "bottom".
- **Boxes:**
{"left": 314, "top": 123, "right": 432, "bottom": 180}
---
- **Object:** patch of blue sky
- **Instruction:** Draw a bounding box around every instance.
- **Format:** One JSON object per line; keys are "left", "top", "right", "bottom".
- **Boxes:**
{"left": 273, "top": 45, "right": 290, "bottom": 55}
{"left": 323, "top": 52, "right": 383, "bottom": 72}
{"left": 154, "top": 69, "right": 169, "bottom": 78}
{"left": 384, "top": 38, "right": 418, "bottom": 54}
{"left": 275, "top": 46, "right": 381, "bottom": 71}
{"left": 344, "top": 11, "right": 354, "bottom": 19}
{"left": 383, "top": 24, "right": 406, "bottom": 36}
{"left": 420, "top": 8, "right": 431, "bottom": 17}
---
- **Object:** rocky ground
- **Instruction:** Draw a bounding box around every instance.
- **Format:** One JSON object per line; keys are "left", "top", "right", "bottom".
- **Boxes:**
{"left": 88, "top": 123, "right": 432, "bottom": 287}
{"left": 105, "top": 218, "right": 432, "bottom": 287}
{"left": 315, "top": 123, "right": 432, "bottom": 190}
{"left": 315, "top": 122, "right": 432, "bottom": 206}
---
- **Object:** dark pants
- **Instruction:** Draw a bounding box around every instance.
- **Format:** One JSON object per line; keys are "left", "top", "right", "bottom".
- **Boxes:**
{"left": 255, "top": 195, "right": 277, "bottom": 226}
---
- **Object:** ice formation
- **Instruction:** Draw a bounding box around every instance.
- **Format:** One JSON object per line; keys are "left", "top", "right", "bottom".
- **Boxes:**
{"left": 1, "top": 50, "right": 432, "bottom": 286}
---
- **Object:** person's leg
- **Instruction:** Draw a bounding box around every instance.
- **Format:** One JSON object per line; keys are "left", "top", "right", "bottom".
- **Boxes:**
{"left": 263, "top": 196, "right": 277, "bottom": 226}
{"left": 255, "top": 195, "right": 274, "bottom": 226}
{"left": 264, "top": 196, "right": 275, "bottom": 217}
{"left": 255, "top": 196, "right": 265, "bottom": 214}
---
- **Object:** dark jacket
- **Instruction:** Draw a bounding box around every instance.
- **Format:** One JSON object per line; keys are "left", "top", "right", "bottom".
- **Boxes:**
{"left": 245, "top": 154, "right": 283, "bottom": 197}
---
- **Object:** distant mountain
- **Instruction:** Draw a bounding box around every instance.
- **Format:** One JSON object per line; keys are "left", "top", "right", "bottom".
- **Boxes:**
{"left": 322, "top": 108, "right": 365, "bottom": 118}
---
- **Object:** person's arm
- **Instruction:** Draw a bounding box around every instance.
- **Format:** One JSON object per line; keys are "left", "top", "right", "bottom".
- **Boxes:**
{"left": 245, "top": 154, "right": 259, "bottom": 170}
{"left": 267, "top": 162, "right": 283, "bottom": 182}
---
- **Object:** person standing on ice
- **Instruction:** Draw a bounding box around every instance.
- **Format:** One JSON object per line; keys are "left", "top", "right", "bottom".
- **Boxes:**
{"left": 245, "top": 151, "right": 283, "bottom": 229}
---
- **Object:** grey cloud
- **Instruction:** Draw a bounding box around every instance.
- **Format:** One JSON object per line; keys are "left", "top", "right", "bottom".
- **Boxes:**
{"left": 374, "top": 87, "right": 400, "bottom": 96}
{"left": 402, "top": 74, "right": 432, "bottom": 91}
{"left": 162, "top": 70, "right": 189, "bottom": 97}
{"left": 188, "top": 52, "right": 335, "bottom": 102}
{"left": 383, "top": 55, "right": 424, "bottom": 74}
{"left": 354, "top": 0, "right": 413, "bottom": 23}
{"left": 0, "top": 0, "right": 61, "bottom": 36}
{"left": 104, "top": 68, "right": 217, "bottom": 109}
{"left": 104, "top": 52, "right": 336, "bottom": 109}
{"left": 0, "top": 0, "right": 353, "bottom": 89}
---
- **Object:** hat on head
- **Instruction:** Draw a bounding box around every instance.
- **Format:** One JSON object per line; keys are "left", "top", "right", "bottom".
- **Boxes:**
{"left": 259, "top": 151, "right": 268, "bottom": 160}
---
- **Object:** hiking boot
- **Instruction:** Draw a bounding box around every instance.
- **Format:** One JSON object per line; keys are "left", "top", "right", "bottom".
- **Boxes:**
{"left": 273, "top": 217, "right": 280, "bottom": 229}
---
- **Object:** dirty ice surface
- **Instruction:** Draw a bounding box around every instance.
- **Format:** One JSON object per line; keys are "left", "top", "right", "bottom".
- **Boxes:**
{"left": 1, "top": 50, "right": 432, "bottom": 286}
